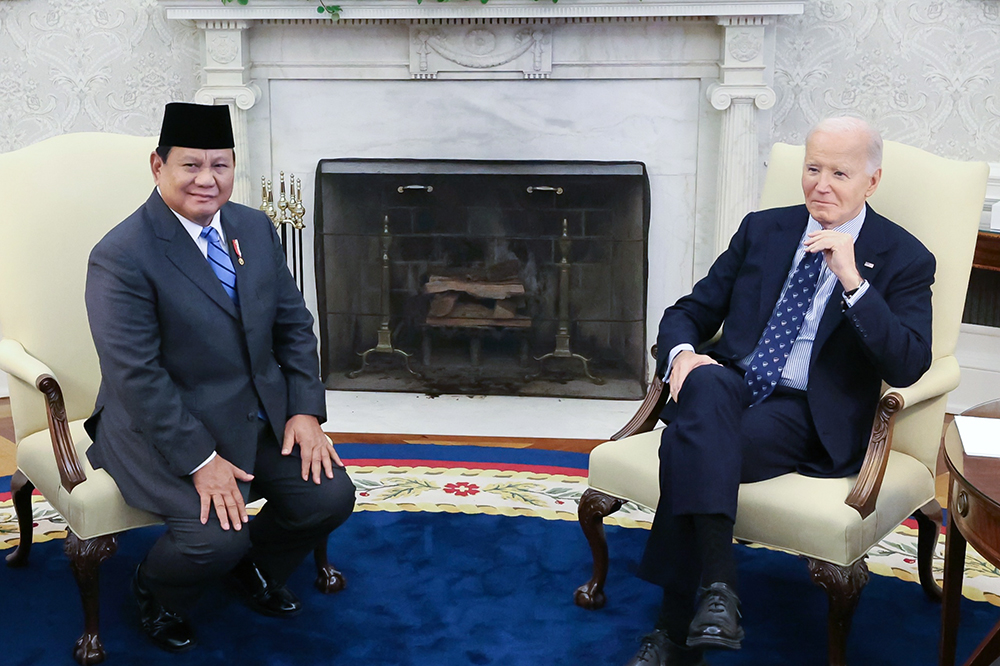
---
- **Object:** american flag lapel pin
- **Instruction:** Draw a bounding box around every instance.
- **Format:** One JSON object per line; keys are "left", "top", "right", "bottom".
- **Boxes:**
{"left": 232, "top": 239, "right": 245, "bottom": 265}
{"left": 863, "top": 261, "right": 874, "bottom": 269}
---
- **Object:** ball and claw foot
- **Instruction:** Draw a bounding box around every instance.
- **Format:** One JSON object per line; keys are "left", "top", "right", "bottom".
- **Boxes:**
{"left": 315, "top": 566, "right": 346, "bottom": 594}
{"left": 73, "top": 633, "right": 106, "bottom": 666}
{"left": 574, "top": 585, "right": 606, "bottom": 610}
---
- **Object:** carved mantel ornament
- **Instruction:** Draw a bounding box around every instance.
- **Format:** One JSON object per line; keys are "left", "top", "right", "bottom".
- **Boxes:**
{"left": 158, "top": 0, "right": 801, "bottom": 252}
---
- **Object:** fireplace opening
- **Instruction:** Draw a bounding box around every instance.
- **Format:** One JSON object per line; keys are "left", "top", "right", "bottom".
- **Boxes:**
{"left": 315, "top": 159, "right": 649, "bottom": 399}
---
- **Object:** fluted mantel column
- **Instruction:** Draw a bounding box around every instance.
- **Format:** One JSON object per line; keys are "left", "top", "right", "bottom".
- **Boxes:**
{"left": 711, "top": 17, "right": 775, "bottom": 258}
{"left": 192, "top": 20, "right": 261, "bottom": 205}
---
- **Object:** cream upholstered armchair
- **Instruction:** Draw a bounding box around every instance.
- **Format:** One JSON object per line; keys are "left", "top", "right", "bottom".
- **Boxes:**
{"left": 574, "top": 141, "right": 989, "bottom": 666}
{"left": 0, "top": 133, "right": 344, "bottom": 665}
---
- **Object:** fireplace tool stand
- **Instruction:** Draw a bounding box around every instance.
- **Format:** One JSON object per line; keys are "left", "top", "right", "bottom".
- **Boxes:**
{"left": 260, "top": 172, "right": 306, "bottom": 292}
{"left": 533, "top": 218, "right": 604, "bottom": 385}
{"left": 349, "top": 216, "right": 420, "bottom": 378}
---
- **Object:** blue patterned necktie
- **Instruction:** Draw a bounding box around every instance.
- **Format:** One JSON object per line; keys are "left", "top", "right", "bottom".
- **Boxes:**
{"left": 745, "top": 250, "right": 824, "bottom": 405}
{"left": 200, "top": 226, "right": 239, "bottom": 306}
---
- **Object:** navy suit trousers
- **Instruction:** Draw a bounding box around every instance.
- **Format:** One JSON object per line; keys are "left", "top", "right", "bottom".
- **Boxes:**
{"left": 638, "top": 363, "right": 827, "bottom": 599}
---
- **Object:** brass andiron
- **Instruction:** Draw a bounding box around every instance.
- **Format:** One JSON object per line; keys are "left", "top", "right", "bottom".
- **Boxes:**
{"left": 260, "top": 171, "right": 306, "bottom": 292}
{"left": 534, "top": 218, "right": 604, "bottom": 384}
{"left": 348, "top": 216, "right": 420, "bottom": 379}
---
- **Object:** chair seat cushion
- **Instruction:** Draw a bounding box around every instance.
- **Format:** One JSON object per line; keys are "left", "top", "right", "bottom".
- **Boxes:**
{"left": 17, "top": 420, "right": 161, "bottom": 540}
{"left": 588, "top": 429, "right": 663, "bottom": 511}
{"left": 587, "top": 429, "right": 936, "bottom": 566}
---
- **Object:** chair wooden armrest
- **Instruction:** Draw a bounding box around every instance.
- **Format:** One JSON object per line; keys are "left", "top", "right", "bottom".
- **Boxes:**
{"left": 611, "top": 375, "right": 668, "bottom": 440}
{"left": 0, "top": 338, "right": 87, "bottom": 493}
{"left": 844, "top": 356, "right": 960, "bottom": 518}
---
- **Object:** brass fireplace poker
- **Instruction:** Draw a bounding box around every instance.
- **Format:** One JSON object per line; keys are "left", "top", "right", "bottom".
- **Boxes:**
{"left": 348, "top": 216, "right": 420, "bottom": 379}
{"left": 533, "top": 218, "right": 604, "bottom": 385}
{"left": 260, "top": 171, "right": 306, "bottom": 291}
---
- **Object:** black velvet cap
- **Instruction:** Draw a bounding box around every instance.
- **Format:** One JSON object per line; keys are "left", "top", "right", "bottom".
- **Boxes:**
{"left": 158, "top": 102, "right": 235, "bottom": 149}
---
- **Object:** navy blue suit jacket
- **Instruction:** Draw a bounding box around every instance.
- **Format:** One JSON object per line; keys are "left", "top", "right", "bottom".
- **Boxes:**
{"left": 84, "top": 190, "right": 326, "bottom": 517}
{"left": 655, "top": 204, "right": 934, "bottom": 477}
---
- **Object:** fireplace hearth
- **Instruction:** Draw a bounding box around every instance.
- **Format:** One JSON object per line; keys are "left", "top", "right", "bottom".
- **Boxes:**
{"left": 316, "top": 159, "right": 649, "bottom": 399}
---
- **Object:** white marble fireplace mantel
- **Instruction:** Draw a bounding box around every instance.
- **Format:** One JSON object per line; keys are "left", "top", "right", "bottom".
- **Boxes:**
{"left": 161, "top": 0, "right": 804, "bottom": 21}
{"left": 159, "top": 0, "right": 802, "bottom": 410}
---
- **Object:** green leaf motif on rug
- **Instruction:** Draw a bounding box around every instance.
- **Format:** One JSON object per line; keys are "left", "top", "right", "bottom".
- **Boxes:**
{"left": 482, "top": 482, "right": 549, "bottom": 507}
{"left": 355, "top": 476, "right": 440, "bottom": 500}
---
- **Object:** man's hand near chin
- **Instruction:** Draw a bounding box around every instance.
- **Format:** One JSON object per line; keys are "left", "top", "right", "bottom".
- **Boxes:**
{"left": 282, "top": 414, "right": 344, "bottom": 485}
{"left": 805, "top": 229, "right": 863, "bottom": 292}
{"left": 192, "top": 455, "right": 254, "bottom": 531}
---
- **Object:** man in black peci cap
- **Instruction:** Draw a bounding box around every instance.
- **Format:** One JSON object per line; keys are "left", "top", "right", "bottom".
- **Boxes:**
{"left": 84, "top": 102, "right": 355, "bottom": 652}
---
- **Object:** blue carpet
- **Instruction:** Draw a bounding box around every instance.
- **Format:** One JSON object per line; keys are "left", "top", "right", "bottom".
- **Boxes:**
{"left": 2, "top": 510, "right": 999, "bottom": 666}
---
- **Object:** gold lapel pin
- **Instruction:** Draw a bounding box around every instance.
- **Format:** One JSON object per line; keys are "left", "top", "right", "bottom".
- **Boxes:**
{"left": 233, "top": 239, "right": 245, "bottom": 266}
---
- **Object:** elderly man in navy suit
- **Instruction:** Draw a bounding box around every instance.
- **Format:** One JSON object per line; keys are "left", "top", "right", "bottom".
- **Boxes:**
{"left": 85, "top": 103, "right": 355, "bottom": 653}
{"left": 625, "top": 117, "right": 934, "bottom": 666}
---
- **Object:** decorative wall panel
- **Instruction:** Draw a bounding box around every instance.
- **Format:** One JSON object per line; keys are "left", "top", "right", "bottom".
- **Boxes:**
{"left": 770, "top": 0, "right": 1000, "bottom": 162}
{"left": 0, "top": 0, "right": 200, "bottom": 153}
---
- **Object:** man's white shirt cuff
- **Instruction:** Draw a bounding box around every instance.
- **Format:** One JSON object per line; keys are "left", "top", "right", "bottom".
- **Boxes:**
{"left": 844, "top": 279, "right": 870, "bottom": 307}
{"left": 667, "top": 343, "right": 696, "bottom": 378}
{"left": 190, "top": 451, "right": 217, "bottom": 475}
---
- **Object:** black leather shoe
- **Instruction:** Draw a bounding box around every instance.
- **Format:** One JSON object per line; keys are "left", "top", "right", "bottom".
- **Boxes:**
{"left": 231, "top": 558, "right": 303, "bottom": 617}
{"left": 624, "top": 629, "right": 708, "bottom": 666}
{"left": 686, "top": 582, "right": 744, "bottom": 650}
{"left": 132, "top": 565, "right": 196, "bottom": 653}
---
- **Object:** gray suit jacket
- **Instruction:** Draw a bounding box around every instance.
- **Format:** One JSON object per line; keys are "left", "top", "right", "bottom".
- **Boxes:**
{"left": 85, "top": 190, "right": 326, "bottom": 516}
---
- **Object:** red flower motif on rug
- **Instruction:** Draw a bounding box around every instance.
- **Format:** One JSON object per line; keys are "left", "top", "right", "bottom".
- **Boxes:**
{"left": 443, "top": 482, "right": 480, "bottom": 497}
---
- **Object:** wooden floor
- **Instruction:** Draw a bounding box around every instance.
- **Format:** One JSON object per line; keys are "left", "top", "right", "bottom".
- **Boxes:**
{"left": 0, "top": 396, "right": 950, "bottom": 507}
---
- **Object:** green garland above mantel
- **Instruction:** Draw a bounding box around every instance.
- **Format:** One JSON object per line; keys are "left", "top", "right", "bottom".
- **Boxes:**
{"left": 222, "top": 0, "right": 560, "bottom": 19}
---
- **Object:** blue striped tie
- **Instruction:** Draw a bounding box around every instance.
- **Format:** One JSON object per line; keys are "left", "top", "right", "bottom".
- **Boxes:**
{"left": 200, "top": 226, "right": 239, "bottom": 306}
{"left": 745, "top": 250, "right": 824, "bottom": 405}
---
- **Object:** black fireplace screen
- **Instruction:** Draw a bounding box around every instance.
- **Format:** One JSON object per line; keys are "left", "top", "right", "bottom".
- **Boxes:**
{"left": 314, "top": 159, "right": 649, "bottom": 399}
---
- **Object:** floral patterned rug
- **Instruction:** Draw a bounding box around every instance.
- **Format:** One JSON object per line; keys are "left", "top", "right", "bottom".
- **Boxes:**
{"left": 2, "top": 443, "right": 998, "bottom": 606}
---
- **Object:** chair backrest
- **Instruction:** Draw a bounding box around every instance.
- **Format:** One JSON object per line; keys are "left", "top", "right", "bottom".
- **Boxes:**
{"left": 0, "top": 133, "right": 158, "bottom": 443}
{"left": 759, "top": 141, "right": 989, "bottom": 470}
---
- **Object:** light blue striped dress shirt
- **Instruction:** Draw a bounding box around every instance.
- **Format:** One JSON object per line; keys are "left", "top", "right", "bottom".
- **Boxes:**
{"left": 739, "top": 207, "right": 868, "bottom": 390}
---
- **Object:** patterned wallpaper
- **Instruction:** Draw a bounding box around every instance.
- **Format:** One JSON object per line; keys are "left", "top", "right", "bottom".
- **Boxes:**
{"left": 771, "top": 0, "right": 1000, "bottom": 161}
{"left": 0, "top": 0, "right": 997, "bottom": 161}
{"left": 0, "top": 0, "right": 200, "bottom": 154}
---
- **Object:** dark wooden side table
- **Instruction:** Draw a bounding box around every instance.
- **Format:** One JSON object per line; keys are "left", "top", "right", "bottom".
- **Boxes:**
{"left": 940, "top": 399, "right": 1000, "bottom": 666}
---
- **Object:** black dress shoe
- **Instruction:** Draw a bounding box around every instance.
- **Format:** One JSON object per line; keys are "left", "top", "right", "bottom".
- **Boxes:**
{"left": 231, "top": 558, "right": 303, "bottom": 617}
{"left": 686, "top": 582, "right": 744, "bottom": 650}
{"left": 132, "top": 566, "right": 196, "bottom": 653}
{"left": 624, "top": 629, "right": 708, "bottom": 666}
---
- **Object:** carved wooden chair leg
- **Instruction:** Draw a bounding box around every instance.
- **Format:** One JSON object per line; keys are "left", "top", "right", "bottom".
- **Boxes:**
{"left": 915, "top": 500, "right": 944, "bottom": 601}
{"left": 313, "top": 541, "right": 346, "bottom": 594}
{"left": 4, "top": 470, "right": 35, "bottom": 568}
{"left": 64, "top": 531, "right": 119, "bottom": 666}
{"left": 575, "top": 487, "right": 625, "bottom": 610}
{"left": 806, "top": 557, "right": 869, "bottom": 666}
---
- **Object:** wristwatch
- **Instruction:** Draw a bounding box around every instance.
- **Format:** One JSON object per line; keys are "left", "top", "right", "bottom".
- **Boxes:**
{"left": 844, "top": 280, "right": 865, "bottom": 299}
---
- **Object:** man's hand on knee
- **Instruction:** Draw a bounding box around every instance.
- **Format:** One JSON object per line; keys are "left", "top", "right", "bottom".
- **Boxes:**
{"left": 282, "top": 414, "right": 344, "bottom": 485}
{"left": 192, "top": 455, "right": 254, "bottom": 530}
{"left": 669, "top": 351, "right": 720, "bottom": 403}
